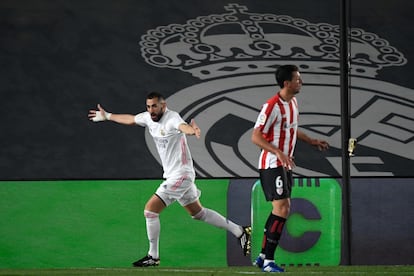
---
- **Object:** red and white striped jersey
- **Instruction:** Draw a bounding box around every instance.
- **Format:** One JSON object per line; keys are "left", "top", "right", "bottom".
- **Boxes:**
{"left": 253, "top": 92, "right": 299, "bottom": 169}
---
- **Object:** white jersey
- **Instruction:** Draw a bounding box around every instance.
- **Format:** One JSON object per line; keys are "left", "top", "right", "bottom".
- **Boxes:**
{"left": 134, "top": 108, "right": 194, "bottom": 179}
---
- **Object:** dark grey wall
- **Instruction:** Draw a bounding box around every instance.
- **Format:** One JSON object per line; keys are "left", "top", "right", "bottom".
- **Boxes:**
{"left": 350, "top": 178, "right": 414, "bottom": 265}
{"left": 1, "top": 0, "right": 413, "bottom": 180}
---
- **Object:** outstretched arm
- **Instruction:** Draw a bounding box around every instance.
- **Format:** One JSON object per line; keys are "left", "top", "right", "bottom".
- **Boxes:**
{"left": 297, "top": 129, "right": 329, "bottom": 151}
{"left": 179, "top": 119, "right": 201, "bottom": 139}
{"left": 88, "top": 104, "right": 136, "bottom": 125}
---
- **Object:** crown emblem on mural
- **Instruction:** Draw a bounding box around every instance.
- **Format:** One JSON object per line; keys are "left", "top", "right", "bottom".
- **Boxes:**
{"left": 139, "top": 3, "right": 406, "bottom": 79}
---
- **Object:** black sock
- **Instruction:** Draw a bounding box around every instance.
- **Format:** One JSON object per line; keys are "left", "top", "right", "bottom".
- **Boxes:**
{"left": 262, "top": 213, "right": 286, "bottom": 260}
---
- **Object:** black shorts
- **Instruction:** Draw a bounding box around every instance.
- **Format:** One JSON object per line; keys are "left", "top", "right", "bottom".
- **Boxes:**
{"left": 259, "top": 167, "right": 293, "bottom": 201}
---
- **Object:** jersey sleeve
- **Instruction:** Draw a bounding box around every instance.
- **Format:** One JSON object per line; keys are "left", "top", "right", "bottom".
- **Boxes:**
{"left": 254, "top": 102, "right": 278, "bottom": 134}
{"left": 168, "top": 111, "right": 186, "bottom": 132}
{"left": 134, "top": 112, "right": 148, "bottom": 127}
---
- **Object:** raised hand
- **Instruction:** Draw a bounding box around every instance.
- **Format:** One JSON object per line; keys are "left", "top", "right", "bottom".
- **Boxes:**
{"left": 190, "top": 119, "right": 201, "bottom": 139}
{"left": 88, "top": 104, "right": 111, "bottom": 122}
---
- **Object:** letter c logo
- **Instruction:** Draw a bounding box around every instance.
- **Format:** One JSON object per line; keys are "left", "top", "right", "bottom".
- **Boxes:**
{"left": 279, "top": 198, "right": 322, "bottom": 253}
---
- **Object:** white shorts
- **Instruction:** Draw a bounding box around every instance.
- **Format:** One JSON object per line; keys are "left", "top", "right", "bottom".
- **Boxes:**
{"left": 155, "top": 174, "right": 201, "bottom": 207}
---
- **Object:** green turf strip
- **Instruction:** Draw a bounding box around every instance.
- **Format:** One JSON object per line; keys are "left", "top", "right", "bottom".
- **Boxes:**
{"left": 0, "top": 180, "right": 229, "bottom": 268}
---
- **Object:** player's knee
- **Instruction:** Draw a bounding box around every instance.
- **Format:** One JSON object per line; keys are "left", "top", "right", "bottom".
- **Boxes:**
{"left": 191, "top": 207, "right": 206, "bottom": 220}
{"left": 144, "top": 210, "right": 159, "bottom": 218}
{"left": 273, "top": 207, "right": 290, "bottom": 217}
{"left": 272, "top": 201, "right": 290, "bottom": 217}
{"left": 279, "top": 209, "right": 290, "bottom": 218}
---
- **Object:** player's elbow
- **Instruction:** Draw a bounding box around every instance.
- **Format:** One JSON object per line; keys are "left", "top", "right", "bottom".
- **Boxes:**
{"left": 251, "top": 129, "right": 262, "bottom": 146}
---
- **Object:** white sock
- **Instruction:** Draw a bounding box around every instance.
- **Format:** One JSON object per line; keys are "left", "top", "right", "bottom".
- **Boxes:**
{"left": 192, "top": 208, "right": 243, "bottom": 237}
{"left": 144, "top": 210, "right": 160, "bottom": 259}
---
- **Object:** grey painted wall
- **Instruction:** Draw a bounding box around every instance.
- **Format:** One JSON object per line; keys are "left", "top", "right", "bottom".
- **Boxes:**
{"left": 1, "top": 0, "right": 413, "bottom": 179}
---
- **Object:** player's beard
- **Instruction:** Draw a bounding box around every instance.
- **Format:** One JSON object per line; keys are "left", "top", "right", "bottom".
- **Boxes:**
{"left": 151, "top": 110, "right": 164, "bottom": 122}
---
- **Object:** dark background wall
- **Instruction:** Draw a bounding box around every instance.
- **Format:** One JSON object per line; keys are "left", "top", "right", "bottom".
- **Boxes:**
{"left": 1, "top": 0, "right": 413, "bottom": 180}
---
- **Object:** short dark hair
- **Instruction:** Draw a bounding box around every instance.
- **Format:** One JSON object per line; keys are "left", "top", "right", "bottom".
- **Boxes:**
{"left": 146, "top": 92, "right": 165, "bottom": 102}
{"left": 275, "top": 65, "right": 299, "bottom": 88}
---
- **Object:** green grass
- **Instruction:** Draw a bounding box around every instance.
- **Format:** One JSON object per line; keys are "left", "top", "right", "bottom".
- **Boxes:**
{"left": 0, "top": 180, "right": 230, "bottom": 268}
{"left": 0, "top": 266, "right": 414, "bottom": 275}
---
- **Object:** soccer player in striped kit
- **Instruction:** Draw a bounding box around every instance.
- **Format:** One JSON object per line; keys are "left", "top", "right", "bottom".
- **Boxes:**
{"left": 251, "top": 65, "right": 329, "bottom": 272}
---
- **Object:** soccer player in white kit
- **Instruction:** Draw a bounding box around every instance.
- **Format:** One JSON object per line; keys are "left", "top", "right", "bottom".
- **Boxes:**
{"left": 89, "top": 92, "right": 251, "bottom": 267}
{"left": 251, "top": 65, "right": 329, "bottom": 272}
